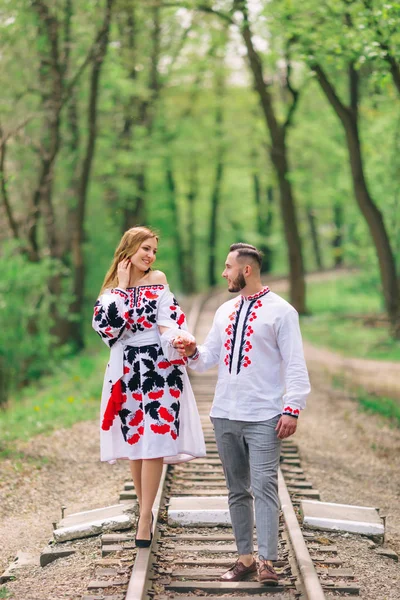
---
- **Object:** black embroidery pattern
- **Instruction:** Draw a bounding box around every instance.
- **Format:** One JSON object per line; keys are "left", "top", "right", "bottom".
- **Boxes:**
{"left": 94, "top": 299, "right": 128, "bottom": 348}
{"left": 93, "top": 285, "right": 187, "bottom": 448}
{"left": 223, "top": 298, "right": 244, "bottom": 373}
{"left": 115, "top": 344, "right": 183, "bottom": 445}
{"left": 236, "top": 300, "right": 257, "bottom": 374}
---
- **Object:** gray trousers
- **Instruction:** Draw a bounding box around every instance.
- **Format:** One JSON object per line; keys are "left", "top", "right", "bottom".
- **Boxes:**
{"left": 212, "top": 415, "right": 281, "bottom": 560}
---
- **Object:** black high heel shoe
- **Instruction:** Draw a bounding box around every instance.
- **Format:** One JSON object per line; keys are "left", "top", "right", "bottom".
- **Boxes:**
{"left": 135, "top": 513, "right": 154, "bottom": 548}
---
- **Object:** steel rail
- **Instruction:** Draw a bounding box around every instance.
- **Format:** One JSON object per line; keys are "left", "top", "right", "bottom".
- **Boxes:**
{"left": 125, "top": 464, "right": 168, "bottom": 600}
{"left": 125, "top": 289, "right": 328, "bottom": 600}
{"left": 124, "top": 292, "right": 208, "bottom": 600}
{"left": 279, "top": 469, "right": 326, "bottom": 600}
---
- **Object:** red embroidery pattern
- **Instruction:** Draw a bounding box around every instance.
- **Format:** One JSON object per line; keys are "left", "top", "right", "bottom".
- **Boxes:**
{"left": 224, "top": 300, "right": 242, "bottom": 369}
{"left": 246, "top": 286, "right": 270, "bottom": 300}
{"left": 170, "top": 297, "right": 186, "bottom": 327}
{"left": 129, "top": 409, "right": 143, "bottom": 427}
{"left": 136, "top": 285, "right": 163, "bottom": 308}
{"left": 244, "top": 340, "right": 252, "bottom": 353}
{"left": 236, "top": 289, "right": 270, "bottom": 373}
{"left": 95, "top": 286, "right": 187, "bottom": 447}
{"left": 133, "top": 285, "right": 163, "bottom": 331}
{"left": 283, "top": 406, "right": 300, "bottom": 417}
{"left": 111, "top": 288, "right": 128, "bottom": 299}
{"left": 128, "top": 289, "right": 135, "bottom": 309}
{"left": 242, "top": 356, "right": 251, "bottom": 368}
{"left": 101, "top": 379, "right": 127, "bottom": 431}
{"left": 159, "top": 407, "right": 174, "bottom": 422}
{"left": 123, "top": 311, "right": 135, "bottom": 330}
{"left": 118, "top": 344, "right": 183, "bottom": 445}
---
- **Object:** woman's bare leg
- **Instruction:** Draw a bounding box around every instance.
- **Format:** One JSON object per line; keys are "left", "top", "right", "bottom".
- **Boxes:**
{"left": 136, "top": 457, "right": 163, "bottom": 540}
{"left": 129, "top": 459, "right": 143, "bottom": 508}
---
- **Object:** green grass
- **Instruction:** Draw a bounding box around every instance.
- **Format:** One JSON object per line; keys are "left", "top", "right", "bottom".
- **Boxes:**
{"left": 357, "top": 391, "right": 400, "bottom": 426}
{"left": 330, "top": 373, "right": 400, "bottom": 426}
{"left": 0, "top": 343, "right": 108, "bottom": 446}
{"left": 298, "top": 273, "right": 400, "bottom": 361}
{"left": 0, "top": 587, "right": 12, "bottom": 599}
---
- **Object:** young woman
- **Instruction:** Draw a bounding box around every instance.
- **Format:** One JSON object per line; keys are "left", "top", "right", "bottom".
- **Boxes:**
{"left": 92, "top": 226, "right": 205, "bottom": 547}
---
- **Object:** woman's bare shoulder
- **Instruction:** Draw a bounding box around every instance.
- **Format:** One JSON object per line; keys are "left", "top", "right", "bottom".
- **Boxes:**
{"left": 148, "top": 270, "right": 168, "bottom": 285}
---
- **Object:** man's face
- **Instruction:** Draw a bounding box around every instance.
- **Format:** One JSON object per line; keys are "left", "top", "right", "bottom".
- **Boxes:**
{"left": 222, "top": 251, "right": 246, "bottom": 293}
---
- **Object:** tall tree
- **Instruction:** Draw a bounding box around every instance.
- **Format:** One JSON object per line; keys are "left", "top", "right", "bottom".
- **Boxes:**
{"left": 176, "top": 0, "right": 308, "bottom": 311}
{"left": 208, "top": 50, "right": 226, "bottom": 287}
{"left": 0, "top": 0, "right": 115, "bottom": 346}
{"left": 280, "top": 0, "right": 400, "bottom": 336}
{"left": 67, "top": 0, "right": 115, "bottom": 348}
{"left": 306, "top": 204, "right": 323, "bottom": 271}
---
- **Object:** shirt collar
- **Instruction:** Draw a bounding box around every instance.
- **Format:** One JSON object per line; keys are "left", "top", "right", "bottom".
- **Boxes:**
{"left": 242, "top": 286, "right": 270, "bottom": 301}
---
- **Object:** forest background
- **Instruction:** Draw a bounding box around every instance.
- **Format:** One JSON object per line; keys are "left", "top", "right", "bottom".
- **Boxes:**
{"left": 0, "top": 0, "right": 399, "bottom": 437}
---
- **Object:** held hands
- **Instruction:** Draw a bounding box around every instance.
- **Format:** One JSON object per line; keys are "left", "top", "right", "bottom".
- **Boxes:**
{"left": 275, "top": 415, "right": 298, "bottom": 440}
{"left": 117, "top": 258, "right": 131, "bottom": 289}
{"left": 173, "top": 334, "right": 197, "bottom": 358}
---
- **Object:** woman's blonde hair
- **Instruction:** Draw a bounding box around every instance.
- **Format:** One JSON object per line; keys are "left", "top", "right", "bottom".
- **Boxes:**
{"left": 100, "top": 226, "right": 159, "bottom": 294}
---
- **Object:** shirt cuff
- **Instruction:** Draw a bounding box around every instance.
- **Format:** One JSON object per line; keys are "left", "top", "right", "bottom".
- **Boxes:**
{"left": 188, "top": 347, "right": 200, "bottom": 361}
{"left": 282, "top": 406, "right": 300, "bottom": 418}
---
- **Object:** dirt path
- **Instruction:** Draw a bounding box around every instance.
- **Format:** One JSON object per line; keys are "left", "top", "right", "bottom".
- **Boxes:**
{"left": 295, "top": 365, "right": 400, "bottom": 599}
{"left": 0, "top": 421, "right": 127, "bottom": 574}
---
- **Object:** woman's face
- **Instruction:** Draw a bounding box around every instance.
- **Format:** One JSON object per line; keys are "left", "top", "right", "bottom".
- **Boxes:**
{"left": 130, "top": 237, "right": 158, "bottom": 272}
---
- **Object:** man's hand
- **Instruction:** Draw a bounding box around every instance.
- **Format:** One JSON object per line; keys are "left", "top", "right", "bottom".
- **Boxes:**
{"left": 173, "top": 336, "right": 197, "bottom": 358}
{"left": 275, "top": 415, "right": 298, "bottom": 439}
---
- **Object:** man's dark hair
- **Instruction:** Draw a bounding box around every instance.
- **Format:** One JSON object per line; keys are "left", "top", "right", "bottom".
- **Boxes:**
{"left": 229, "top": 243, "right": 263, "bottom": 269}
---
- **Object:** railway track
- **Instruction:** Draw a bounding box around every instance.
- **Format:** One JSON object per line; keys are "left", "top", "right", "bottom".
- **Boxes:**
{"left": 82, "top": 291, "right": 359, "bottom": 600}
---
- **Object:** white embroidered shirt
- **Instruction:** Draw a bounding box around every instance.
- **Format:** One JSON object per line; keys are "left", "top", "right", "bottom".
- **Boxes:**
{"left": 189, "top": 287, "right": 311, "bottom": 422}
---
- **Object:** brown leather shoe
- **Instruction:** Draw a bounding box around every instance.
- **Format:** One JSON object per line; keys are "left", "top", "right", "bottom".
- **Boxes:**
{"left": 220, "top": 559, "right": 257, "bottom": 582}
{"left": 258, "top": 560, "right": 278, "bottom": 585}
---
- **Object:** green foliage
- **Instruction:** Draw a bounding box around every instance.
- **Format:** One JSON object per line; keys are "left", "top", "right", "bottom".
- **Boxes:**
{"left": 0, "top": 0, "right": 399, "bottom": 413}
{"left": 299, "top": 272, "right": 400, "bottom": 360}
{"left": 0, "top": 342, "right": 106, "bottom": 444}
{"left": 0, "top": 243, "right": 71, "bottom": 405}
{"left": 0, "top": 586, "right": 11, "bottom": 599}
{"left": 356, "top": 391, "right": 400, "bottom": 426}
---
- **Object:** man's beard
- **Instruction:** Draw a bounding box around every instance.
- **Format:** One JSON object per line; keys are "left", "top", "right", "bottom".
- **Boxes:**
{"left": 228, "top": 271, "right": 246, "bottom": 293}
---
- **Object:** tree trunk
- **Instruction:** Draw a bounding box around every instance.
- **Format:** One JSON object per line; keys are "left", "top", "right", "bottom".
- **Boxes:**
{"left": 332, "top": 201, "right": 344, "bottom": 268}
{"left": 32, "top": 0, "right": 63, "bottom": 259}
{"left": 345, "top": 115, "right": 400, "bottom": 336}
{"left": 67, "top": 0, "right": 115, "bottom": 349}
{"left": 184, "top": 160, "right": 198, "bottom": 293}
{"left": 238, "top": 3, "right": 307, "bottom": 312}
{"left": 0, "top": 132, "right": 20, "bottom": 241}
{"left": 252, "top": 167, "right": 274, "bottom": 274}
{"left": 306, "top": 204, "right": 323, "bottom": 270}
{"left": 314, "top": 63, "right": 400, "bottom": 337}
{"left": 122, "top": 170, "right": 147, "bottom": 230}
{"left": 263, "top": 186, "right": 274, "bottom": 273}
{"left": 208, "top": 161, "right": 224, "bottom": 287}
{"left": 119, "top": 3, "right": 162, "bottom": 233}
{"left": 208, "top": 70, "right": 225, "bottom": 288}
{"left": 165, "top": 157, "right": 186, "bottom": 289}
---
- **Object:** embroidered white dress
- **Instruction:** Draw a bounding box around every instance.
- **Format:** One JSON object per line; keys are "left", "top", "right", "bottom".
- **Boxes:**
{"left": 92, "top": 284, "right": 206, "bottom": 464}
{"left": 188, "top": 286, "right": 311, "bottom": 421}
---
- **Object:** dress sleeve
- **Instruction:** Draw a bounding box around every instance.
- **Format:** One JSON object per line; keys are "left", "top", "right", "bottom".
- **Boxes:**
{"left": 92, "top": 288, "right": 132, "bottom": 348}
{"left": 156, "top": 285, "right": 187, "bottom": 329}
{"left": 156, "top": 286, "right": 188, "bottom": 363}
{"left": 277, "top": 308, "right": 311, "bottom": 416}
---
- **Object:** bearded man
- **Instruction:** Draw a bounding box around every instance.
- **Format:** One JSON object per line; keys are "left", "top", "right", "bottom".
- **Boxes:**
{"left": 176, "top": 243, "right": 310, "bottom": 584}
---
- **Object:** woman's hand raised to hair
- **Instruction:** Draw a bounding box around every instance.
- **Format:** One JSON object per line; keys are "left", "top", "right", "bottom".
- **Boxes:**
{"left": 117, "top": 258, "right": 131, "bottom": 289}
